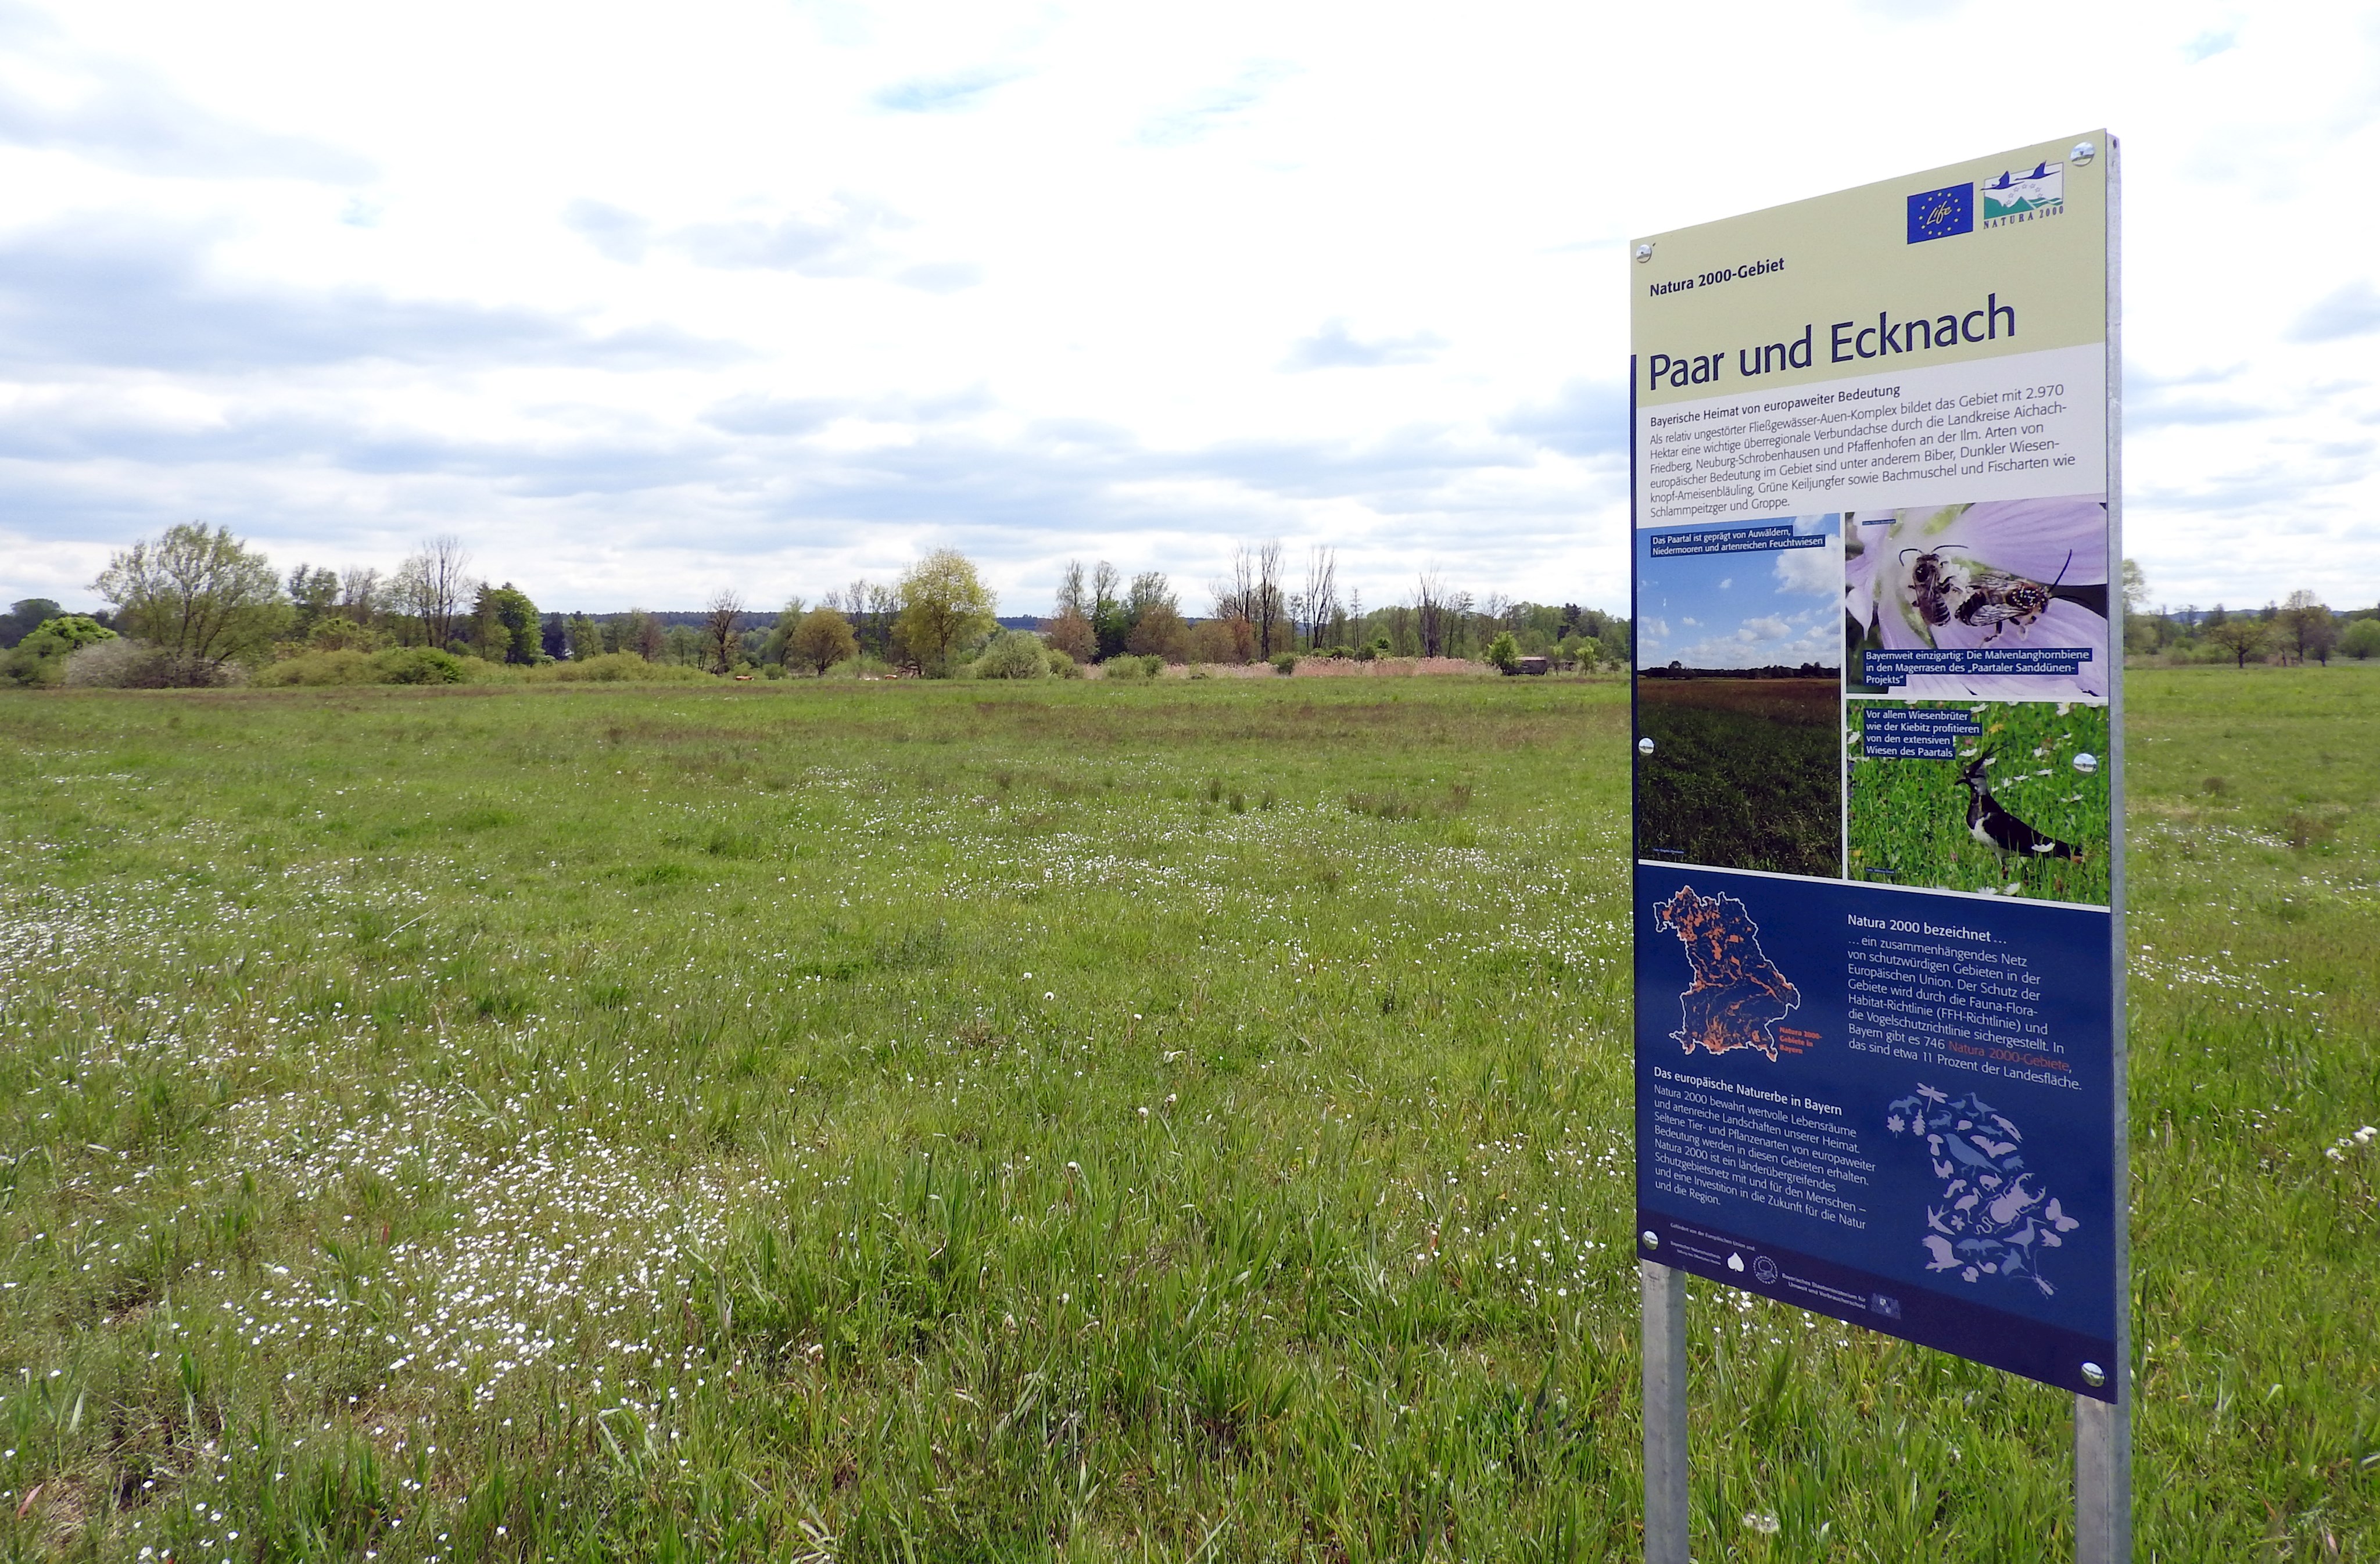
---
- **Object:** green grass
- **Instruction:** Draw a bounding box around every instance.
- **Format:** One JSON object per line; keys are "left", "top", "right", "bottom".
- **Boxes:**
{"left": 1635, "top": 679, "right": 1841, "bottom": 878}
{"left": 1847, "top": 701, "right": 2113, "bottom": 904}
{"left": 0, "top": 668, "right": 2374, "bottom": 1561}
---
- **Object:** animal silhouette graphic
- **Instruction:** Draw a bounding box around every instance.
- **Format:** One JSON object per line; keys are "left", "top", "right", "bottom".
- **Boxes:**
{"left": 1888, "top": 1086, "right": 2080, "bottom": 1296}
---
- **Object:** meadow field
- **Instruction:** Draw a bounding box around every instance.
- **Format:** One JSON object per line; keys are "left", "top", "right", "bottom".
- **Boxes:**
{"left": 0, "top": 669, "right": 2374, "bottom": 1562}
{"left": 1847, "top": 700, "right": 2114, "bottom": 905}
{"left": 1634, "top": 678, "right": 1841, "bottom": 878}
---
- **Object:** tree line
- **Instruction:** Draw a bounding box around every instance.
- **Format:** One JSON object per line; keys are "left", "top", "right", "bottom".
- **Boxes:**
{"left": 2121, "top": 563, "right": 2379, "bottom": 668}
{"left": 1040, "top": 544, "right": 1630, "bottom": 671}
{"left": 2, "top": 522, "right": 1631, "bottom": 688}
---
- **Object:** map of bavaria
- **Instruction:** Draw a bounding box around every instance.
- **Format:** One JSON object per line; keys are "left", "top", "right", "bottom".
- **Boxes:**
{"left": 1655, "top": 885, "right": 1801, "bottom": 1060}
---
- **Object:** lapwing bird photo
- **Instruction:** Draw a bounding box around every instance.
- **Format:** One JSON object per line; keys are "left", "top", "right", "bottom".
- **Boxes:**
{"left": 1959, "top": 751, "right": 2083, "bottom": 862}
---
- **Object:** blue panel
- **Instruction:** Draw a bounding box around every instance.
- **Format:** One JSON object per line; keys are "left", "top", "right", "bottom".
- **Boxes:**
{"left": 1631, "top": 864, "right": 2117, "bottom": 1399}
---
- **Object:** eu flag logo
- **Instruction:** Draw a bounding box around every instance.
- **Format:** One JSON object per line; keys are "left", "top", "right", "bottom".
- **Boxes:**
{"left": 1906, "top": 183, "right": 1974, "bottom": 243}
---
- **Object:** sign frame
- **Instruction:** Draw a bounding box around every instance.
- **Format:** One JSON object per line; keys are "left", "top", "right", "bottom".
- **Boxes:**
{"left": 1626, "top": 134, "right": 2127, "bottom": 1562}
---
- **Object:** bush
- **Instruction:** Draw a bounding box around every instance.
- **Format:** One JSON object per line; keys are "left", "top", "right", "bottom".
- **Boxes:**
{"left": 1485, "top": 631, "right": 1521, "bottom": 673}
{"left": 378, "top": 648, "right": 474, "bottom": 684}
{"left": 254, "top": 650, "right": 379, "bottom": 686}
{"left": 254, "top": 647, "right": 474, "bottom": 686}
{"left": 535, "top": 652, "right": 709, "bottom": 684}
{"left": 1045, "top": 647, "right": 1083, "bottom": 679}
{"left": 3, "top": 614, "right": 116, "bottom": 686}
{"left": 2341, "top": 619, "right": 2380, "bottom": 661}
{"left": 62, "top": 639, "right": 235, "bottom": 688}
{"left": 1270, "top": 651, "right": 1297, "bottom": 676}
{"left": 1103, "top": 654, "right": 1162, "bottom": 681}
{"left": 972, "top": 630, "right": 1050, "bottom": 680}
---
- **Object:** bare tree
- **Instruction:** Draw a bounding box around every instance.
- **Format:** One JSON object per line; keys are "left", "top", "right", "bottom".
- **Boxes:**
{"left": 704, "top": 589, "right": 745, "bottom": 675}
{"left": 1206, "top": 550, "right": 1258, "bottom": 663}
{"left": 392, "top": 536, "right": 475, "bottom": 648}
{"left": 1254, "top": 540, "right": 1285, "bottom": 659}
{"left": 1299, "top": 547, "right": 1339, "bottom": 651}
{"left": 1055, "top": 562, "right": 1088, "bottom": 621}
{"left": 1213, "top": 548, "right": 1254, "bottom": 626}
{"left": 338, "top": 566, "right": 382, "bottom": 622}
{"left": 1416, "top": 571, "right": 1449, "bottom": 657}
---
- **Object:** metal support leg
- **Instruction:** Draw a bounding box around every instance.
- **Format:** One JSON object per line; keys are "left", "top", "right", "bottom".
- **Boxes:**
{"left": 1641, "top": 1258, "right": 1689, "bottom": 1564}
{"left": 2076, "top": 1387, "right": 2130, "bottom": 1563}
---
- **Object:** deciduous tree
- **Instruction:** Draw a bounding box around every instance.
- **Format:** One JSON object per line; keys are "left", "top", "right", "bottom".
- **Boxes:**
{"left": 93, "top": 522, "right": 288, "bottom": 666}
{"left": 704, "top": 590, "right": 746, "bottom": 675}
{"left": 895, "top": 549, "right": 997, "bottom": 676}
{"left": 0, "top": 598, "right": 64, "bottom": 648}
{"left": 1124, "top": 602, "right": 1189, "bottom": 662}
{"left": 2278, "top": 589, "right": 2336, "bottom": 666}
{"left": 2204, "top": 616, "right": 2268, "bottom": 668}
{"left": 1044, "top": 609, "right": 1096, "bottom": 663}
{"left": 2, "top": 614, "right": 113, "bottom": 686}
{"left": 392, "top": 536, "right": 476, "bottom": 649}
{"left": 788, "top": 607, "right": 859, "bottom": 676}
{"left": 469, "top": 582, "right": 542, "bottom": 663}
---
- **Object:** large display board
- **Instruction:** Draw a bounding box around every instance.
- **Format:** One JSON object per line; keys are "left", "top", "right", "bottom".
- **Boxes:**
{"left": 1629, "top": 135, "right": 2122, "bottom": 1400}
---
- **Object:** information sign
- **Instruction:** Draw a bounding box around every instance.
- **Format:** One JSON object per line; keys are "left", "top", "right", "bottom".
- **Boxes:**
{"left": 1629, "top": 135, "right": 2124, "bottom": 1409}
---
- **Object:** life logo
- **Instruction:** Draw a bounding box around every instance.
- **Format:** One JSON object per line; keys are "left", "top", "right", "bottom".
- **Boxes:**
{"left": 1908, "top": 161, "right": 2064, "bottom": 243}
{"left": 1905, "top": 181, "right": 1974, "bottom": 243}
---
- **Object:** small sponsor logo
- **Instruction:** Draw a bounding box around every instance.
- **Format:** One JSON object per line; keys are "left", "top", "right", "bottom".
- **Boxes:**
{"left": 1906, "top": 182, "right": 1974, "bottom": 243}
{"left": 1870, "top": 1292, "right": 1904, "bottom": 1320}
{"left": 1981, "top": 160, "right": 2064, "bottom": 227}
{"left": 1726, "top": 1251, "right": 1747, "bottom": 1273}
{"left": 1752, "top": 1255, "right": 1780, "bottom": 1285}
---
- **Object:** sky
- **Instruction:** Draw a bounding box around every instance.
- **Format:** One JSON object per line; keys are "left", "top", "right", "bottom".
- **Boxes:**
{"left": 1635, "top": 516, "right": 1840, "bottom": 670}
{"left": 3, "top": 0, "right": 2377, "bottom": 619}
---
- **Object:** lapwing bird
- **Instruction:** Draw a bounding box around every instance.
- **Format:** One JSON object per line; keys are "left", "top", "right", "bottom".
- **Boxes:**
{"left": 1958, "top": 752, "right": 2081, "bottom": 860}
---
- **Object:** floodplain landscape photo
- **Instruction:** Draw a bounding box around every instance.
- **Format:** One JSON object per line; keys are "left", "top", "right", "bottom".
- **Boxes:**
{"left": 1635, "top": 518, "right": 1843, "bottom": 877}
{"left": 1633, "top": 676, "right": 1842, "bottom": 877}
{"left": 5, "top": 667, "right": 2375, "bottom": 1561}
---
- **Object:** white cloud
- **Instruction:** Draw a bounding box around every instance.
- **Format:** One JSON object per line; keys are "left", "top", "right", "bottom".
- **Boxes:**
{"left": 0, "top": 0, "right": 2375, "bottom": 614}
{"left": 1773, "top": 541, "right": 1840, "bottom": 596}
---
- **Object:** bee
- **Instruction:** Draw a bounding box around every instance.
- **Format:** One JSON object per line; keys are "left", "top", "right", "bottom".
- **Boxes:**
{"left": 1953, "top": 549, "right": 2074, "bottom": 643}
{"left": 1898, "top": 547, "right": 1967, "bottom": 628}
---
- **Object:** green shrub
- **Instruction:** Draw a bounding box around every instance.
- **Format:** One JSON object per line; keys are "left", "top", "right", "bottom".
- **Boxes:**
{"left": 1103, "top": 654, "right": 1161, "bottom": 681}
{"left": 2341, "top": 619, "right": 2380, "bottom": 661}
{"left": 1046, "top": 647, "right": 1083, "bottom": 679}
{"left": 255, "top": 650, "right": 377, "bottom": 687}
{"left": 533, "top": 652, "right": 708, "bottom": 684}
{"left": 252, "top": 647, "right": 474, "bottom": 686}
{"left": 3, "top": 615, "right": 116, "bottom": 687}
{"left": 1269, "top": 651, "right": 1297, "bottom": 676}
{"left": 1485, "top": 631, "right": 1521, "bottom": 673}
{"left": 972, "top": 630, "right": 1050, "bottom": 680}
{"left": 378, "top": 648, "right": 473, "bottom": 684}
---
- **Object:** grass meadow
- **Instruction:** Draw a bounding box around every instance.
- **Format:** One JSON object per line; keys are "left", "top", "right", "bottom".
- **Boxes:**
{"left": 0, "top": 669, "right": 2374, "bottom": 1562}
{"left": 1847, "top": 701, "right": 2114, "bottom": 905}
{"left": 1634, "top": 679, "right": 1841, "bottom": 878}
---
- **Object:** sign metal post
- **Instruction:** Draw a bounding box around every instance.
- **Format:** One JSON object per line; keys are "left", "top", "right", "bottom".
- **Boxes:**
{"left": 1628, "top": 134, "right": 2127, "bottom": 1559}
{"left": 1640, "top": 1260, "right": 1689, "bottom": 1564}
